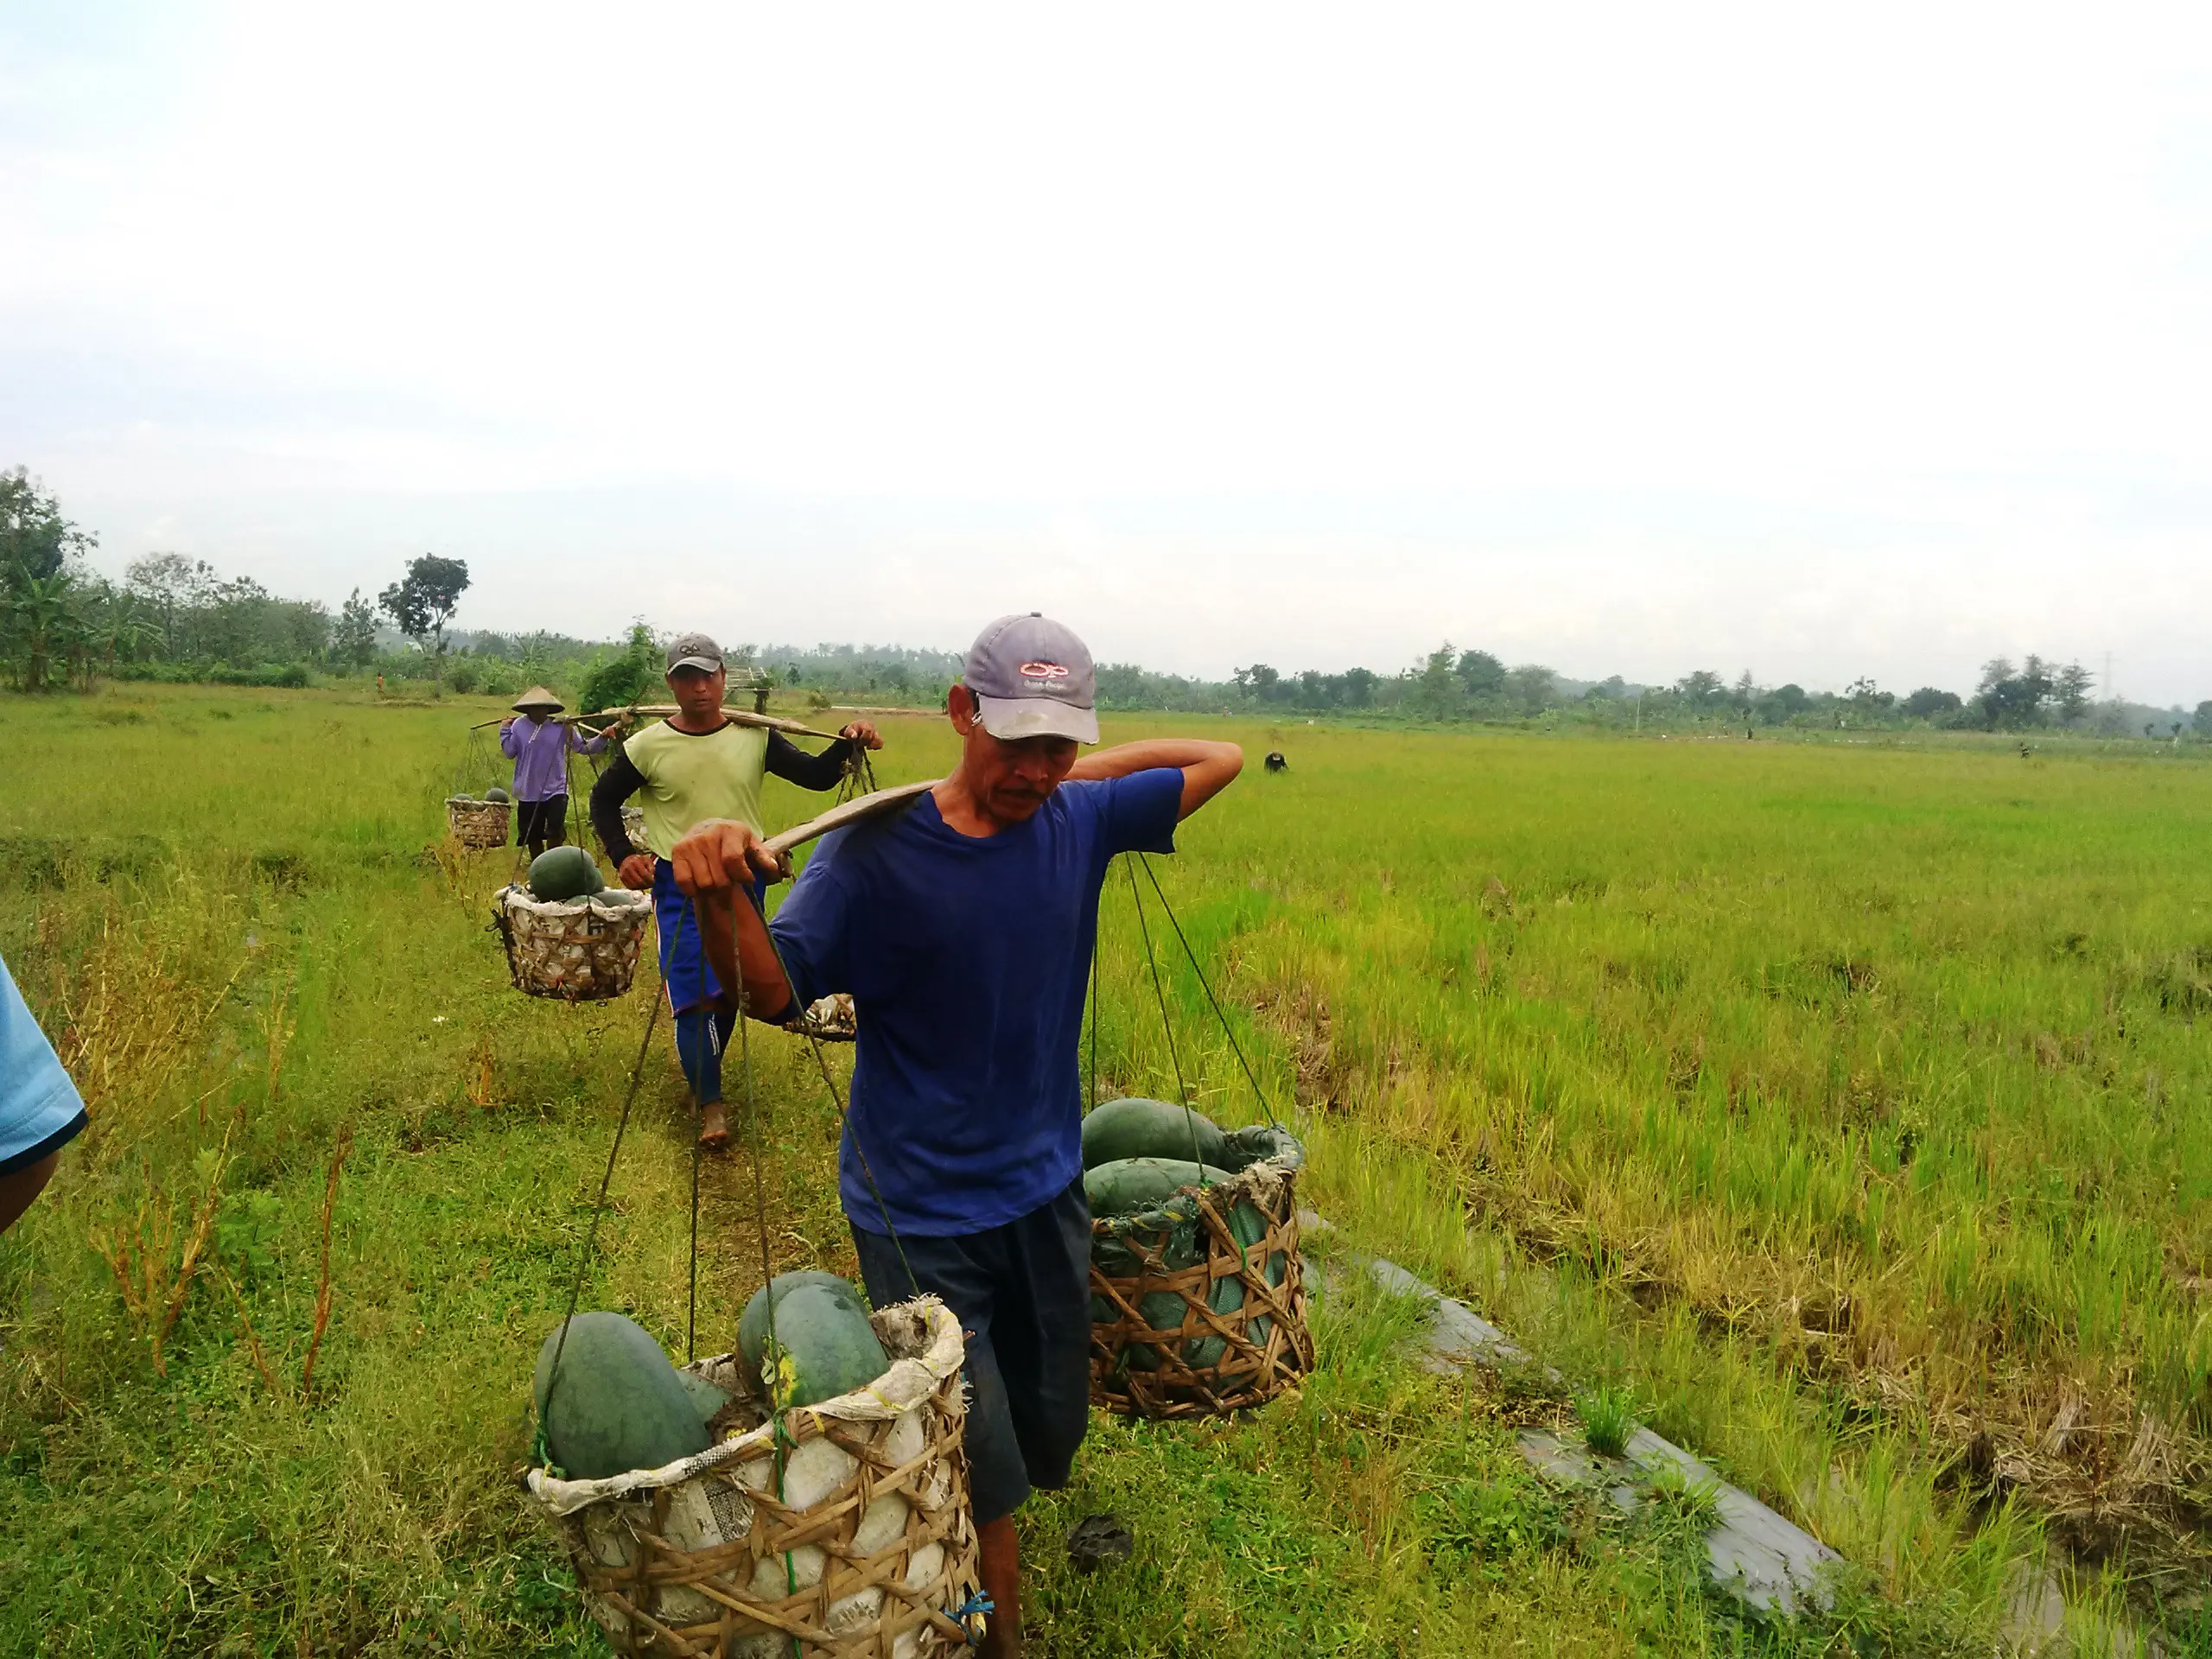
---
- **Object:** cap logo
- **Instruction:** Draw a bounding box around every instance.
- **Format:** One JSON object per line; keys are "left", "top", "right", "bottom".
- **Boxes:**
{"left": 1018, "top": 661, "right": 1069, "bottom": 681}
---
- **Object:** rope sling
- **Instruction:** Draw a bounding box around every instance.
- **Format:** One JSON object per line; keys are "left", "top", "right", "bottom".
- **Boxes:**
{"left": 1086, "top": 851, "right": 1308, "bottom": 1422}
{"left": 1096, "top": 851, "right": 1287, "bottom": 1161}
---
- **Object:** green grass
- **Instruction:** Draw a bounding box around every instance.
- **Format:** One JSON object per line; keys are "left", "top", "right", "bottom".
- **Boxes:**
{"left": 1, "top": 683, "right": 2206, "bottom": 1653}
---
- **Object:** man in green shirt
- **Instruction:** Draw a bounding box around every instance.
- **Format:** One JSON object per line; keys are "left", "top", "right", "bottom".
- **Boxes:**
{"left": 590, "top": 633, "right": 881, "bottom": 1147}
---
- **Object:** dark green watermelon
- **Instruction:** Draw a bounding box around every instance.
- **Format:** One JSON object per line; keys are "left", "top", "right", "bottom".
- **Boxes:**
{"left": 737, "top": 1272, "right": 887, "bottom": 1408}
{"left": 1081, "top": 1098, "right": 1224, "bottom": 1169}
{"left": 527, "top": 844, "right": 601, "bottom": 902}
{"left": 486, "top": 785, "right": 512, "bottom": 804}
{"left": 1084, "top": 1157, "right": 1234, "bottom": 1217}
{"left": 534, "top": 1313, "right": 711, "bottom": 1479}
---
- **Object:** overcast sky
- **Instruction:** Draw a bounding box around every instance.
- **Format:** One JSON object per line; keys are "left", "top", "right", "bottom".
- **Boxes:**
{"left": 5, "top": 5, "right": 2211, "bottom": 701}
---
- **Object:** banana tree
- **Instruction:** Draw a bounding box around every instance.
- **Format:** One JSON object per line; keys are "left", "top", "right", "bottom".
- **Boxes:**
{"left": 10, "top": 569, "right": 85, "bottom": 692}
{"left": 97, "top": 592, "right": 165, "bottom": 671}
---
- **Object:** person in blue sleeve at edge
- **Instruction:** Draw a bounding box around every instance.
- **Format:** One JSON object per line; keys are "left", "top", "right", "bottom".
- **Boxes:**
{"left": 1, "top": 950, "right": 89, "bottom": 1238}
{"left": 672, "top": 613, "right": 1241, "bottom": 1659}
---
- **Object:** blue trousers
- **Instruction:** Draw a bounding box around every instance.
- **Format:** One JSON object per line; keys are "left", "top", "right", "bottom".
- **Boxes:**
{"left": 653, "top": 859, "right": 764, "bottom": 1108}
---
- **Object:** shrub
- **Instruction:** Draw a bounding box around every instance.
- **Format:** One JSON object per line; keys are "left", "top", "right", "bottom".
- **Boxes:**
{"left": 576, "top": 626, "right": 661, "bottom": 715}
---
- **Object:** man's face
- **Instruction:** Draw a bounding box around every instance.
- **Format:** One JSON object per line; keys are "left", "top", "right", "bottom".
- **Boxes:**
{"left": 668, "top": 665, "right": 726, "bottom": 719}
{"left": 951, "top": 685, "right": 1077, "bottom": 823}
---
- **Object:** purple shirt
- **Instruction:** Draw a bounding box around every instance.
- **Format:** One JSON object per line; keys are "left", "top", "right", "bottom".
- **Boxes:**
{"left": 500, "top": 716, "right": 607, "bottom": 801}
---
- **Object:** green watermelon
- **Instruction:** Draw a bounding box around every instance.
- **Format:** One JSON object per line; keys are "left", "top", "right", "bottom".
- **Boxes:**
{"left": 738, "top": 1273, "right": 887, "bottom": 1409}
{"left": 534, "top": 1313, "right": 711, "bottom": 1479}
{"left": 527, "top": 844, "right": 602, "bottom": 902}
{"left": 486, "top": 785, "right": 512, "bottom": 804}
{"left": 1084, "top": 1157, "right": 1235, "bottom": 1217}
{"left": 676, "top": 1370, "right": 733, "bottom": 1425}
{"left": 1081, "top": 1098, "right": 1224, "bottom": 1170}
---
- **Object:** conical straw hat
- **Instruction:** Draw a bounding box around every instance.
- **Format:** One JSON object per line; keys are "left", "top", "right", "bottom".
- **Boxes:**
{"left": 512, "top": 685, "right": 564, "bottom": 712}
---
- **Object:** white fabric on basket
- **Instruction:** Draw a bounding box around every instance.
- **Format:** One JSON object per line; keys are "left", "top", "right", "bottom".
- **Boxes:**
{"left": 499, "top": 886, "right": 652, "bottom": 924}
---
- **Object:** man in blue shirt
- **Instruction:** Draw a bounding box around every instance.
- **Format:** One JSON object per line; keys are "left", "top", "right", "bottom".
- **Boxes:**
{"left": 1, "top": 951, "right": 88, "bottom": 1237}
{"left": 674, "top": 613, "right": 1241, "bottom": 1659}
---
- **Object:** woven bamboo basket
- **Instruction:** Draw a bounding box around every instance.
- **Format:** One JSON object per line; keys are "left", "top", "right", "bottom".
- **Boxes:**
{"left": 789, "top": 993, "right": 859, "bottom": 1043}
{"left": 525, "top": 1298, "right": 982, "bottom": 1659}
{"left": 447, "top": 796, "right": 512, "bottom": 849}
{"left": 495, "top": 886, "right": 652, "bottom": 1001}
{"left": 1089, "top": 1128, "right": 1312, "bottom": 1421}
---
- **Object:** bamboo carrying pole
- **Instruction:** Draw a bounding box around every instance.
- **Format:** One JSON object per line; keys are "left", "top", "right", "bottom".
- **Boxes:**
{"left": 761, "top": 780, "right": 939, "bottom": 859}
{"left": 573, "top": 706, "right": 849, "bottom": 741}
{"left": 472, "top": 707, "right": 850, "bottom": 741}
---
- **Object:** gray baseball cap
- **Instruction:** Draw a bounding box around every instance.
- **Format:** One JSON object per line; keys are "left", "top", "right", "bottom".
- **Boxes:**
{"left": 665, "top": 632, "right": 723, "bottom": 675}
{"left": 963, "top": 613, "right": 1099, "bottom": 743}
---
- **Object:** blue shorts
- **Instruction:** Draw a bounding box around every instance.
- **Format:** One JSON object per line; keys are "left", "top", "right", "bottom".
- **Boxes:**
{"left": 652, "top": 861, "right": 769, "bottom": 1016}
{"left": 652, "top": 861, "right": 720, "bottom": 1015}
{"left": 850, "top": 1177, "right": 1092, "bottom": 1526}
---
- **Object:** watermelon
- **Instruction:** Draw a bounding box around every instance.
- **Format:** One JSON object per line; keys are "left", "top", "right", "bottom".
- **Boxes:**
{"left": 1081, "top": 1097, "right": 1224, "bottom": 1170}
{"left": 533, "top": 1312, "right": 711, "bottom": 1479}
{"left": 486, "top": 785, "right": 512, "bottom": 804}
{"left": 1084, "top": 1157, "right": 1235, "bottom": 1218}
{"left": 738, "top": 1272, "right": 888, "bottom": 1409}
{"left": 675, "top": 1370, "right": 733, "bottom": 1426}
{"left": 527, "top": 843, "right": 602, "bottom": 902}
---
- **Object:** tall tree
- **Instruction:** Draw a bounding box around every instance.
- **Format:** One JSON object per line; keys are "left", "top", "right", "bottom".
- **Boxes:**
{"left": 1676, "top": 669, "right": 1726, "bottom": 707}
{"left": 0, "top": 468, "right": 96, "bottom": 583}
{"left": 378, "top": 555, "right": 470, "bottom": 660}
{"left": 334, "top": 588, "right": 378, "bottom": 667}
{"left": 2052, "top": 661, "right": 2094, "bottom": 723}
{"left": 1456, "top": 648, "right": 1506, "bottom": 698}
{"left": 1503, "top": 664, "right": 1557, "bottom": 710}
{"left": 1976, "top": 657, "right": 2053, "bottom": 729}
{"left": 1232, "top": 664, "right": 1285, "bottom": 702}
{"left": 1411, "top": 644, "right": 1461, "bottom": 718}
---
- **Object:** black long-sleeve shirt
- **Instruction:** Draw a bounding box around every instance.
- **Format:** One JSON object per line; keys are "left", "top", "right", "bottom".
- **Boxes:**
{"left": 590, "top": 727, "right": 855, "bottom": 863}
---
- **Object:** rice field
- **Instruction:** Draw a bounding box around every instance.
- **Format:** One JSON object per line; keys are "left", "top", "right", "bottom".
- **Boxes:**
{"left": 1, "top": 683, "right": 2207, "bottom": 1655}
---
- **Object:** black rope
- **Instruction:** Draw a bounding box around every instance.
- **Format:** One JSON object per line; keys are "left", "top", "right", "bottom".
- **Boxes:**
{"left": 688, "top": 901, "right": 708, "bottom": 1362}
{"left": 734, "top": 938, "right": 783, "bottom": 1384}
{"left": 1135, "top": 852, "right": 1283, "bottom": 1130}
{"left": 734, "top": 882, "right": 922, "bottom": 1300}
{"left": 535, "top": 987, "right": 664, "bottom": 1456}
{"left": 1123, "top": 856, "right": 1209, "bottom": 1180}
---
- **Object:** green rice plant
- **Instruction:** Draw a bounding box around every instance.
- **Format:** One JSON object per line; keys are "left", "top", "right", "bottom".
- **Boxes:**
{"left": 1576, "top": 1382, "right": 1637, "bottom": 1459}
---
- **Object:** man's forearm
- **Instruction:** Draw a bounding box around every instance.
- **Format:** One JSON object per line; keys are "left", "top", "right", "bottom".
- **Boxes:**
{"left": 1071, "top": 737, "right": 1243, "bottom": 819}
{"left": 1068, "top": 739, "right": 1239, "bottom": 782}
{"left": 696, "top": 888, "right": 797, "bottom": 1023}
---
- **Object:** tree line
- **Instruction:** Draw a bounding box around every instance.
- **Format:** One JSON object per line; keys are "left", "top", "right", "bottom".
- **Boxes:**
{"left": 4, "top": 468, "right": 2206, "bottom": 734}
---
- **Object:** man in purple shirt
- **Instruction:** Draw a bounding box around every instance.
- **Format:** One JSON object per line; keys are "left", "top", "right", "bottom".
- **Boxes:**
{"left": 499, "top": 686, "right": 608, "bottom": 859}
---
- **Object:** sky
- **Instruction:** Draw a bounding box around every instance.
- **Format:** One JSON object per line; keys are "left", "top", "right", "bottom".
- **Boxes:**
{"left": 4, "top": 4, "right": 2211, "bottom": 702}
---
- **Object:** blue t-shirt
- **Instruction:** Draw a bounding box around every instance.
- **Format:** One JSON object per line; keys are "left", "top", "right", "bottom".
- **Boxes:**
{"left": 770, "top": 768, "right": 1184, "bottom": 1236}
{"left": 1, "top": 951, "right": 87, "bottom": 1174}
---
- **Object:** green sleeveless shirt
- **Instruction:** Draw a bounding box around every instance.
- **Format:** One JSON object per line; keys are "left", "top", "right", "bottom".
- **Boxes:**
{"left": 621, "top": 720, "right": 770, "bottom": 858}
